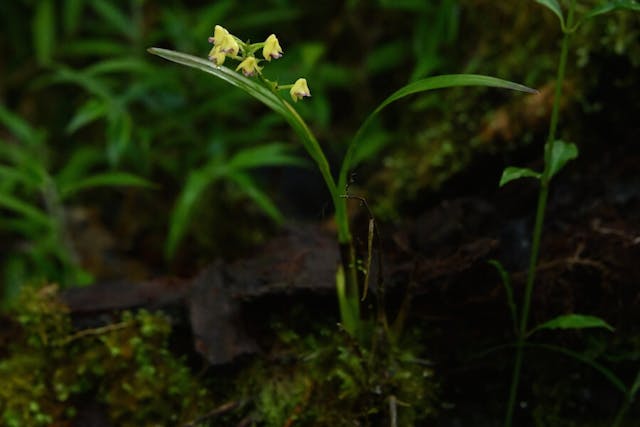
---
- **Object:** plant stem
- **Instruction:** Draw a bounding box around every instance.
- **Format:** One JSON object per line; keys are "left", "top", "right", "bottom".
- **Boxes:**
{"left": 504, "top": 1, "right": 576, "bottom": 426}
{"left": 612, "top": 368, "right": 640, "bottom": 427}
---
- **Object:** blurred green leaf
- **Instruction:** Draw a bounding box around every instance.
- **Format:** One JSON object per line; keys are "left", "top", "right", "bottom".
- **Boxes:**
{"left": 549, "top": 140, "right": 578, "bottom": 178}
{"left": 227, "top": 171, "right": 283, "bottom": 224}
{"left": 499, "top": 166, "right": 541, "bottom": 187}
{"left": 366, "top": 40, "right": 409, "bottom": 74}
{"left": 106, "top": 111, "right": 133, "bottom": 165}
{"left": 350, "top": 130, "right": 389, "bottom": 166}
{"left": 535, "top": 0, "right": 565, "bottom": 28}
{"left": 0, "top": 193, "right": 51, "bottom": 229}
{"left": 91, "top": 0, "right": 136, "bottom": 40}
{"left": 166, "top": 160, "right": 224, "bottom": 258}
{"left": 66, "top": 99, "right": 108, "bottom": 134}
{"left": 228, "top": 143, "right": 305, "bottom": 170}
{"left": 58, "top": 172, "right": 155, "bottom": 199}
{"left": 85, "top": 58, "right": 155, "bottom": 76}
{"left": 63, "top": 0, "right": 84, "bottom": 36}
{"left": 33, "top": 0, "right": 55, "bottom": 65}
{"left": 489, "top": 259, "right": 518, "bottom": 334}
{"left": 55, "top": 148, "right": 103, "bottom": 193}
{"left": 379, "top": 0, "right": 428, "bottom": 11}
{"left": 61, "top": 39, "right": 130, "bottom": 57}
{"left": 193, "top": 1, "right": 235, "bottom": 37}
{"left": 530, "top": 314, "right": 614, "bottom": 336}
{"left": 0, "top": 105, "right": 42, "bottom": 145}
{"left": 585, "top": 0, "right": 640, "bottom": 19}
{"left": 527, "top": 343, "right": 626, "bottom": 393}
{"left": 0, "top": 165, "right": 42, "bottom": 188}
{"left": 44, "top": 66, "right": 112, "bottom": 99}
{"left": 228, "top": 8, "right": 300, "bottom": 30}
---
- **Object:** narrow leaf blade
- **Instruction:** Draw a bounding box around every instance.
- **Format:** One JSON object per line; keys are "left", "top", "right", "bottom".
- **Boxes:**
{"left": 148, "top": 48, "right": 286, "bottom": 116}
{"left": 0, "top": 194, "right": 51, "bottom": 229}
{"left": 227, "top": 143, "right": 306, "bottom": 170}
{"left": 535, "top": 0, "right": 566, "bottom": 27}
{"left": 499, "top": 166, "right": 541, "bottom": 187}
{"left": 586, "top": 0, "right": 640, "bottom": 19}
{"left": 227, "top": 171, "right": 283, "bottom": 224}
{"left": 165, "top": 162, "right": 223, "bottom": 258}
{"left": 489, "top": 259, "right": 518, "bottom": 334}
{"left": 534, "top": 314, "right": 614, "bottom": 334}
{"left": 59, "top": 172, "right": 155, "bottom": 199}
{"left": 33, "top": 0, "right": 56, "bottom": 65}
{"left": 342, "top": 74, "right": 537, "bottom": 191}
{"left": 549, "top": 140, "right": 578, "bottom": 178}
{"left": 66, "top": 98, "right": 108, "bottom": 134}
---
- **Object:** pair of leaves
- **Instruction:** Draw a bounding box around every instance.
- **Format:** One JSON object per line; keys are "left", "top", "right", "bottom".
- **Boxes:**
{"left": 536, "top": 0, "right": 640, "bottom": 31}
{"left": 165, "top": 143, "right": 304, "bottom": 258}
{"left": 499, "top": 140, "right": 578, "bottom": 187}
{"left": 490, "top": 260, "right": 614, "bottom": 337}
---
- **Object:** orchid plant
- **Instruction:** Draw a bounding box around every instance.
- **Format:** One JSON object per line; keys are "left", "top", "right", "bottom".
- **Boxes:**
{"left": 149, "top": 25, "right": 535, "bottom": 341}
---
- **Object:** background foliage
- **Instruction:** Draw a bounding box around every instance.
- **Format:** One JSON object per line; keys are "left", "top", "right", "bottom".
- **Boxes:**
{"left": 1, "top": 0, "right": 639, "bottom": 426}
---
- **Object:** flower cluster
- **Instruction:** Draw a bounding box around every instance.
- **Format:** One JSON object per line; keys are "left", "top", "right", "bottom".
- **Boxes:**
{"left": 207, "top": 25, "right": 310, "bottom": 102}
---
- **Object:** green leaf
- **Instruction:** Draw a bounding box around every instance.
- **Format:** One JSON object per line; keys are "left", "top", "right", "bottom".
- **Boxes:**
{"left": 91, "top": 0, "right": 136, "bottom": 40}
{"left": 61, "top": 39, "right": 129, "bottom": 57}
{"left": 0, "top": 194, "right": 51, "bottom": 229}
{"left": 66, "top": 99, "right": 108, "bottom": 134}
{"left": 63, "top": 0, "right": 84, "bottom": 36}
{"left": 499, "top": 166, "right": 542, "bottom": 187}
{"left": 85, "top": 58, "right": 154, "bottom": 76}
{"left": 58, "top": 172, "right": 155, "bottom": 200}
{"left": 585, "top": 0, "right": 640, "bottom": 19}
{"left": 165, "top": 160, "right": 224, "bottom": 258}
{"left": 535, "top": 0, "right": 566, "bottom": 28}
{"left": 33, "top": 0, "right": 56, "bottom": 65}
{"left": 227, "top": 171, "right": 283, "bottom": 224}
{"left": 340, "top": 74, "right": 537, "bottom": 195}
{"left": 549, "top": 140, "right": 578, "bottom": 178}
{"left": 227, "top": 143, "right": 306, "bottom": 170}
{"left": 527, "top": 343, "right": 626, "bottom": 393}
{"left": 106, "top": 111, "right": 133, "bottom": 166}
{"left": 530, "top": 314, "right": 614, "bottom": 336}
{"left": 0, "top": 165, "right": 42, "bottom": 188}
{"left": 488, "top": 260, "right": 518, "bottom": 334}
{"left": 44, "top": 66, "right": 112, "bottom": 99}
{"left": 0, "top": 105, "right": 42, "bottom": 145}
{"left": 55, "top": 148, "right": 102, "bottom": 188}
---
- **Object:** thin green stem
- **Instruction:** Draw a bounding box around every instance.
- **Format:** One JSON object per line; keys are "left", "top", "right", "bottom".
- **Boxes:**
{"left": 612, "top": 368, "right": 640, "bottom": 427}
{"left": 504, "top": 1, "right": 576, "bottom": 426}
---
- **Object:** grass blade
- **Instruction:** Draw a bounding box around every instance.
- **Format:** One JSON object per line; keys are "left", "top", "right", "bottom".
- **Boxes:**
{"left": 340, "top": 74, "right": 537, "bottom": 193}
{"left": 58, "top": 172, "right": 155, "bottom": 200}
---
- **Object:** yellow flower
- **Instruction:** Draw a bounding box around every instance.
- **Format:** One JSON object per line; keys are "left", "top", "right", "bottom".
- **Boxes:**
{"left": 209, "top": 25, "right": 229, "bottom": 45}
{"left": 208, "top": 45, "right": 226, "bottom": 65}
{"left": 236, "top": 56, "right": 262, "bottom": 77}
{"left": 290, "top": 78, "right": 311, "bottom": 102}
{"left": 263, "top": 34, "right": 283, "bottom": 61}
{"left": 218, "top": 34, "right": 239, "bottom": 56}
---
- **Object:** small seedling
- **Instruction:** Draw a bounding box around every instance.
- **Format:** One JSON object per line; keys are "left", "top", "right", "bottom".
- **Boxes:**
{"left": 497, "top": 1, "right": 640, "bottom": 426}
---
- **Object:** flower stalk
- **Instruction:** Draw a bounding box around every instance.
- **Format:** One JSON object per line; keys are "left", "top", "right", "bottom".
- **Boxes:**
{"left": 504, "top": 1, "right": 577, "bottom": 425}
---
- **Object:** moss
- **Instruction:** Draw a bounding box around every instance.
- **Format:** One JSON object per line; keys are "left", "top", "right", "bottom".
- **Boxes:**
{"left": 236, "top": 324, "right": 439, "bottom": 426}
{"left": 0, "top": 285, "right": 213, "bottom": 426}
